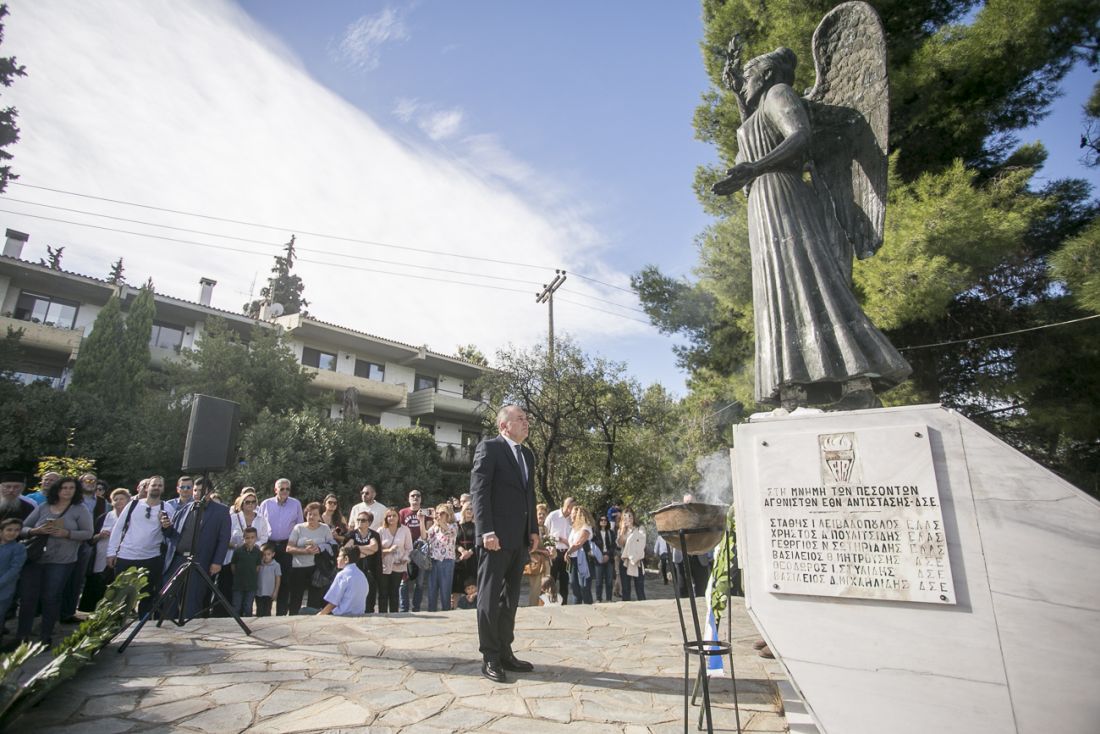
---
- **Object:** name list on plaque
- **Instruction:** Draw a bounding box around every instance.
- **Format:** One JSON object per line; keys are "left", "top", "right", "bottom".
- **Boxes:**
{"left": 756, "top": 424, "right": 956, "bottom": 605}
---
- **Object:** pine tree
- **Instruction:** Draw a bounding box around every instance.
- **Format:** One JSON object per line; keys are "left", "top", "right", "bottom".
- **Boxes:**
{"left": 0, "top": 4, "right": 25, "bottom": 194}
{"left": 68, "top": 293, "right": 128, "bottom": 405}
{"left": 69, "top": 281, "right": 156, "bottom": 408}
{"left": 120, "top": 280, "right": 155, "bottom": 390}
{"left": 244, "top": 235, "right": 309, "bottom": 318}
{"left": 107, "top": 257, "right": 125, "bottom": 285}
{"left": 39, "top": 245, "right": 63, "bottom": 270}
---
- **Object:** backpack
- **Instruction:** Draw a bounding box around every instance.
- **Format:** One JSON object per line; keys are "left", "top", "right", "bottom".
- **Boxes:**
{"left": 410, "top": 539, "right": 432, "bottom": 571}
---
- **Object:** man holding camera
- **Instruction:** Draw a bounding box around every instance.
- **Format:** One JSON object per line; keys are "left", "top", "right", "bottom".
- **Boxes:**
{"left": 106, "top": 477, "right": 175, "bottom": 618}
{"left": 398, "top": 488, "right": 428, "bottom": 612}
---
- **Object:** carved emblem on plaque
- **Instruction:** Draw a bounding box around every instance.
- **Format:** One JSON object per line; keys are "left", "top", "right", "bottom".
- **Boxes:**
{"left": 820, "top": 432, "right": 859, "bottom": 484}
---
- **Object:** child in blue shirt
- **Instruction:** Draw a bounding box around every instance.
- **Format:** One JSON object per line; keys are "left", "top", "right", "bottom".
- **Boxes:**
{"left": 0, "top": 518, "right": 28, "bottom": 637}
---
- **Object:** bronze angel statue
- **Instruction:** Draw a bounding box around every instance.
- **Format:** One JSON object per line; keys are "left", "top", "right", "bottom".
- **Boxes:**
{"left": 712, "top": 1, "right": 911, "bottom": 410}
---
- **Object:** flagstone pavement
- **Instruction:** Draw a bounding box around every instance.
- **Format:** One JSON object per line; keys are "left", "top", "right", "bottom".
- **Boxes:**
{"left": 18, "top": 592, "right": 788, "bottom": 733}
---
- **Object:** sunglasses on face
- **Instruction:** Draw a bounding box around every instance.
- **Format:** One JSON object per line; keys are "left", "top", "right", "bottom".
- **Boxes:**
{"left": 358, "top": 518, "right": 369, "bottom": 523}
{"left": 244, "top": 500, "right": 256, "bottom": 505}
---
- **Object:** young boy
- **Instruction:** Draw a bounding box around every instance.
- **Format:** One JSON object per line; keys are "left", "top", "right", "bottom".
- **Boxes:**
{"left": 456, "top": 578, "right": 477, "bottom": 610}
{"left": 231, "top": 528, "right": 262, "bottom": 617}
{"left": 0, "top": 518, "right": 27, "bottom": 638}
{"left": 254, "top": 541, "right": 281, "bottom": 617}
{"left": 316, "top": 547, "right": 368, "bottom": 617}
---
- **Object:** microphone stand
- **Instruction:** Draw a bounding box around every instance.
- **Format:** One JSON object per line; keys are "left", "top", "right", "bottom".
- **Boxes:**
{"left": 118, "top": 470, "right": 251, "bottom": 652}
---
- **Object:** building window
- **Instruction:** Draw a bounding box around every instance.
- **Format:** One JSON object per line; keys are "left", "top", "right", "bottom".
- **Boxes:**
{"left": 414, "top": 374, "right": 437, "bottom": 392}
{"left": 13, "top": 291, "right": 79, "bottom": 329}
{"left": 354, "top": 359, "right": 385, "bottom": 381}
{"left": 359, "top": 414, "right": 381, "bottom": 426}
{"left": 302, "top": 347, "right": 337, "bottom": 371}
{"left": 149, "top": 321, "right": 184, "bottom": 352}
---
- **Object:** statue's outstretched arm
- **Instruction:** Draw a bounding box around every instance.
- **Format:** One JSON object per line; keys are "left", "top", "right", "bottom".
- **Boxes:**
{"left": 712, "top": 85, "right": 809, "bottom": 196}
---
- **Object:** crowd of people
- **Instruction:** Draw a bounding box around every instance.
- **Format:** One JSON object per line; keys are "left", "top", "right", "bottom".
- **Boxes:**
{"left": 0, "top": 467, "right": 710, "bottom": 648}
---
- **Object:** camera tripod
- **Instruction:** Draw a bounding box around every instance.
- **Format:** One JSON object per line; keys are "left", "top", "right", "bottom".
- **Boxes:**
{"left": 118, "top": 474, "right": 251, "bottom": 652}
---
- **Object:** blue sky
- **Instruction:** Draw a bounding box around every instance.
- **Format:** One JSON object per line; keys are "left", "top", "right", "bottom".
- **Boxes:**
{"left": 3, "top": 1, "right": 1096, "bottom": 397}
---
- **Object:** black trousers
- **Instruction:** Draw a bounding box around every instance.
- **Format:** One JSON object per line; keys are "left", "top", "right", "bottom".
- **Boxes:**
{"left": 476, "top": 546, "right": 525, "bottom": 662}
{"left": 116, "top": 555, "right": 165, "bottom": 618}
{"left": 550, "top": 552, "right": 569, "bottom": 605}
{"left": 378, "top": 571, "right": 401, "bottom": 613}
{"left": 271, "top": 540, "right": 293, "bottom": 615}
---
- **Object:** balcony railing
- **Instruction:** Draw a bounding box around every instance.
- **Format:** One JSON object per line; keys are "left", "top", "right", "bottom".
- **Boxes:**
{"left": 0, "top": 314, "right": 83, "bottom": 357}
{"left": 408, "top": 387, "right": 486, "bottom": 420}
{"left": 303, "top": 366, "right": 407, "bottom": 407}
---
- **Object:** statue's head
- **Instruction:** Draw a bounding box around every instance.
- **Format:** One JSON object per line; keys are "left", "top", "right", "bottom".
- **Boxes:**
{"left": 743, "top": 47, "right": 797, "bottom": 107}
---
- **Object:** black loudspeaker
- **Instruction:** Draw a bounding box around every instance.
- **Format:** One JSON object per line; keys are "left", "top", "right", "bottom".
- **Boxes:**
{"left": 181, "top": 394, "right": 241, "bottom": 472}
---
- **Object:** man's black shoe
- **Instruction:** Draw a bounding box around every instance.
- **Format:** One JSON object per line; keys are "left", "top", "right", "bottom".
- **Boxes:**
{"left": 482, "top": 660, "right": 507, "bottom": 683}
{"left": 500, "top": 655, "right": 534, "bottom": 672}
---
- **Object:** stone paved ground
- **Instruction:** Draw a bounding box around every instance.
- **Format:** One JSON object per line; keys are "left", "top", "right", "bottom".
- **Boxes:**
{"left": 17, "top": 585, "right": 788, "bottom": 734}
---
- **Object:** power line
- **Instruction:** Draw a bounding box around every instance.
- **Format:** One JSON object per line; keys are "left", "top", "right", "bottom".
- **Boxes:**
{"left": 13, "top": 181, "right": 560, "bottom": 275}
{"left": 11, "top": 181, "right": 647, "bottom": 307}
{"left": 0, "top": 207, "right": 653, "bottom": 327}
{"left": 898, "top": 314, "right": 1100, "bottom": 351}
{"left": 0, "top": 195, "right": 546, "bottom": 287}
{"left": 555, "top": 297, "right": 652, "bottom": 326}
{"left": 571, "top": 271, "right": 637, "bottom": 295}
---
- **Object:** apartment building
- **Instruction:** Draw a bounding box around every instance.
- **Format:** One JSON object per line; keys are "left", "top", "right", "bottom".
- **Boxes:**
{"left": 0, "top": 229, "right": 490, "bottom": 470}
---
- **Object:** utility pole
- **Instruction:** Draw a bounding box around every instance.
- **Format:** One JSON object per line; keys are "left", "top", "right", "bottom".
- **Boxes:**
{"left": 535, "top": 270, "right": 567, "bottom": 364}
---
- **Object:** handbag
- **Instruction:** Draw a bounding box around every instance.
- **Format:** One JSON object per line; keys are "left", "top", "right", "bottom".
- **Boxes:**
{"left": 310, "top": 548, "right": 336, "bottom": 588}
{"left": 23, "top": 534, "right": 48, "bottom": 563}
{"left": 410, "top": 539, "right": 432, "bottom": 572}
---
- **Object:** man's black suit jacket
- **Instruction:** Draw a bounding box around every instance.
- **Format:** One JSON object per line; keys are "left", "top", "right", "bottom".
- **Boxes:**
{"left": 469, "top": 435, "right": 538, "bottom": 550}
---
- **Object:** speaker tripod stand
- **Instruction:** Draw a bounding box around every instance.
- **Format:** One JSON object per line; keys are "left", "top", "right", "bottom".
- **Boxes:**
{"left": 118, "top": 473, "right": 251, "bottom": 652}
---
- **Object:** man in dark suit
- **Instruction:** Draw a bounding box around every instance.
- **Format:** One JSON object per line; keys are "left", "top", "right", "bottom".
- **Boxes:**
{"left": 470, "top": 404, "right": 539, "bottom": 683}
{"left": 162, "top": 478, "right": 231, "bottom": 620}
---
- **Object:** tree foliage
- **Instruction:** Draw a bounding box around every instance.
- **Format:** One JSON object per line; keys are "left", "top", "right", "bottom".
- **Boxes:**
{"left": 636, "top": 0, "right": 1100, "bottom": 495}
{"left": 167, "top": 317, "right": 316, "bottom": 426}
{"left": 244, "top": 235, "right": 309, "bottom": 318}
{"left": 456, "top": 343, "right": 489, "bottom": 366}
{"left": 474, "top": 337, "right": 687, "bottom": 513}
{"left": 0, "top": 3, "right": 25, "bottom": 194}
{"left": 67, "top": 293, "right": 128, "bottom": 405}
{"left": 227, "top": 411, "right": 442, "bottom": 509}
{"left": 69, "top": 282, "right": 155, "bottom": 410}
{"left": 107, "top": 258, "right": 125, "bottom": 285}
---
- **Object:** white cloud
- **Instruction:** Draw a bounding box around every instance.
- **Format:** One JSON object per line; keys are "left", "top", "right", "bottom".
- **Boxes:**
{"left": 2, "top": 0, "right": 648, "bottom": 366}
{"left": 420, "top": 108, "right": 464, "bottom": 141}
{"left": 392, "top": 96, "right": 419, "bottom": 122}
{"left": 331, "top": 6, "right": 408, "bottom": 71}
{"left": 460, "top": 133, "right": 534, "bottom": 186}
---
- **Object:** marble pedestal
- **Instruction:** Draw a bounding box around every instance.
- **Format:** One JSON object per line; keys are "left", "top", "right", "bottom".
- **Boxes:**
{"left": 732, "top": 404, "right": 1100, "bottom": 734}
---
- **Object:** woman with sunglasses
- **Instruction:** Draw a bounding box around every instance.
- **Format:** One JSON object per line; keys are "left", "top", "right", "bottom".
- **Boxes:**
{"left": 321, "top": 493, "right": 348, "bottom": 546}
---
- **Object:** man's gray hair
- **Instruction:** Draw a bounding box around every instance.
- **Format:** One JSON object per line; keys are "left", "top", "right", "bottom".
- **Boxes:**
{"left": 496, "top": 404, "right": 521, "bottom": 427}
{"left": 275, "top": 477, "right": 292, "bottom": 488}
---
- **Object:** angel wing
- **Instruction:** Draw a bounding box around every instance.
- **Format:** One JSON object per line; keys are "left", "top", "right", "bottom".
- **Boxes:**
{"left": 804, "top": 1, "right": 888, "bottom": 269}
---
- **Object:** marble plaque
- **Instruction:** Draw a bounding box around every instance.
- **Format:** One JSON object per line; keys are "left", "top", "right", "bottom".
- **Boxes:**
{"left": 756, "top": 423, "right": 955, "bottom": 604}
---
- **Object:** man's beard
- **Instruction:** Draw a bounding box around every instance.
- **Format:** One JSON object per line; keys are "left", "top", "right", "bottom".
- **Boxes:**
{"left": 0, "top": 494, "right": 21, "bottom": 512}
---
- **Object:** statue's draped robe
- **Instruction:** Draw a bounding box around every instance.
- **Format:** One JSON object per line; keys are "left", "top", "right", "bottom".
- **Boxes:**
{"left": 738, "top": 85, "right": 910, "bottom": 405}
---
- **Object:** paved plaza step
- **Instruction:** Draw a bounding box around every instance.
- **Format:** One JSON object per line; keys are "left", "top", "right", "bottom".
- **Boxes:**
{"left": 15, "top": 596, "right": 788, "bottom": 733}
